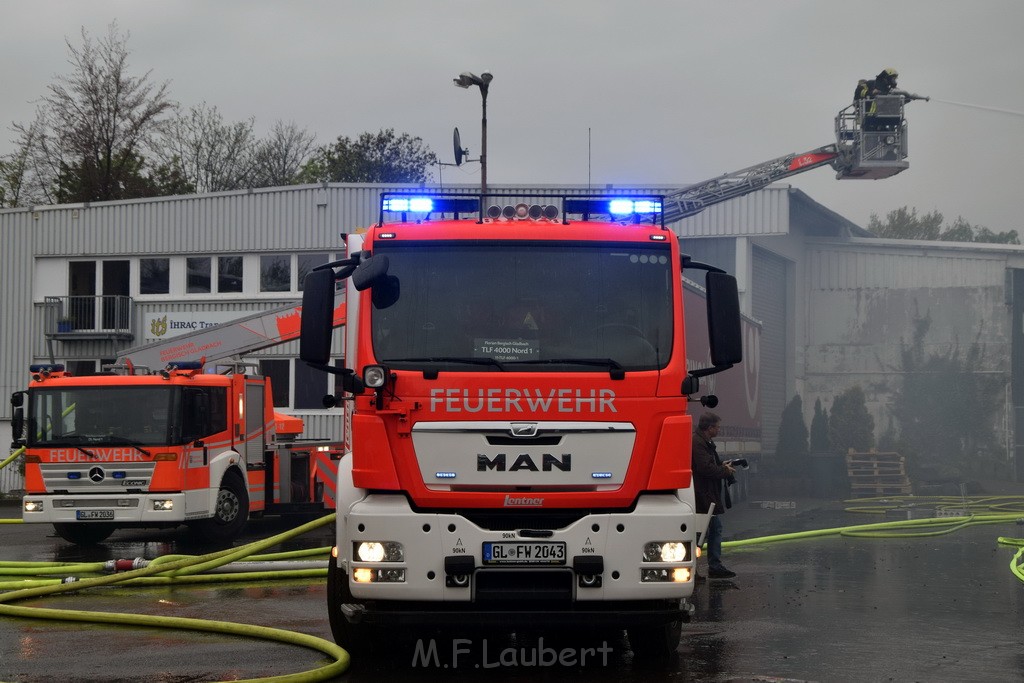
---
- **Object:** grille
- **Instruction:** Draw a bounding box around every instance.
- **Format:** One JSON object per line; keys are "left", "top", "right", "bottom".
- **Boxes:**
{"left": 475, "top": 570, "right": 573, "bottom": 603}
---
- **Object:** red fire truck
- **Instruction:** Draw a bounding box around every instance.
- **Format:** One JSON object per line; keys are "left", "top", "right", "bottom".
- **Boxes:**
{"left": 298, "top": 192, "right": 742, "bottom": 657}
{"left": 12, "top": 301, "right": 345, "bottom": 545}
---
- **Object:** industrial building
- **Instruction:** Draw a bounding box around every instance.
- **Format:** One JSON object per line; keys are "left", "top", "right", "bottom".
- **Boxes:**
{"left": 2, "top": 182, "right": 1021, "bottom": 492}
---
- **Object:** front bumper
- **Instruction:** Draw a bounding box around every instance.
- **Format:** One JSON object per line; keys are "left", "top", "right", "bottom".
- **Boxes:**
{"left": 21, "top": 493, "right": 188, "bottom": 524}
{"left": 339, "top": 492, "right": 698, "bottom": 617}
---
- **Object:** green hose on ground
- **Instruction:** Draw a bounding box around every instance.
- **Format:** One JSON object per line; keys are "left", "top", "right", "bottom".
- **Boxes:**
{"left": 0, "top": 513, "right": 349, "bottom": 682}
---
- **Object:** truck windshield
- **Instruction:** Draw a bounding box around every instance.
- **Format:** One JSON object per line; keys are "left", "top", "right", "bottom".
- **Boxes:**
{"left": 28, "top": 386, "right": 178, "bottom": 447}
{"left": 371, "top": 240, "right": 674, "bottom": 372}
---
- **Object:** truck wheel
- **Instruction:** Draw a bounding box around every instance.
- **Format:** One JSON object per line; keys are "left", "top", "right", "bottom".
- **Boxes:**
{"left": 190, "top": 472, "right": 249, "bottom": 543}
{"left": 628, "top": 618, "right": 682, "bottom": 660}
{"left": 326, "top": 558, "right": 375, "bottom": 654}
{"left": 53, "top": 523, "right": 115, "bottom": 545}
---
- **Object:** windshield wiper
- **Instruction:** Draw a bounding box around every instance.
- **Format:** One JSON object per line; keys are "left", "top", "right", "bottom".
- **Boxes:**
{"left": 382, "top": 357, "right": 507, "bottom": 371}
{"left": 506, "top": 357, "right": 624, "bottom": 369}
{"left": 40, "top": 436, "right": 100, "bottom": 458}
{"left": 94, "top": 436, "right": 152, "bottom": 457}
{"left": 505, "top": 357, "right": 626, "bottom": 378}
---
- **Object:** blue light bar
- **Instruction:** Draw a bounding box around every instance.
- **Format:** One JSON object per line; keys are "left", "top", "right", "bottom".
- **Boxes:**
{"left": 609, "top": 199, "right": 662, "bottom": 215}
{"left": 591, "top": 472, "right": 613, "bottom": 479}
{"left": 113, "top": 471, "right": 126, "bottom": 479}
{"left": 435, "top": 471, "right": 457, "bottom": 479}
{"left": 383, "top": 197, "right": 434, "bottom": 213}
{"left": 67, "top": 472, "right": 82, "bottom": 480}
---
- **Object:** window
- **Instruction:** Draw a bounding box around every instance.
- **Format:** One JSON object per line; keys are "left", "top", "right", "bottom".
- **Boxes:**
{"left": 187, "top": 257, "right": 211, "bottom": 293}
{"left": 140, "top": 258, "right": 170, "bottom": 294}
{"left": 65, "top": 360, "right": 97, "bottom": 376}
{"left": 298, "top": 253, "right": 330, "bottom": 291}
{"left": 261, "top": 254, "right": 291, "bottom": 292}
{"left": 260, "top": 359, "right": 291, "bottom": 407}
{"left": 219, "top": 256, "right": 243, "bottom": 293}
{"left": 295, "top": 361, "right": 330, "bottom": 409}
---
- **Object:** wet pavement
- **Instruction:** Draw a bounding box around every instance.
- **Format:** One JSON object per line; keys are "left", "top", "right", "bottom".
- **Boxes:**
{"left": 1, "top": 496, "right": 1023, "bottom": 681}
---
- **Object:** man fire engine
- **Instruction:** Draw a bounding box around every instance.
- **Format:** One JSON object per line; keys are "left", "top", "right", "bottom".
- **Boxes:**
{"left": 299, "top": 192, "right": 743, "bottom": 657}
{"left": 298, "top": 93, "right": 927, "bottom": 655}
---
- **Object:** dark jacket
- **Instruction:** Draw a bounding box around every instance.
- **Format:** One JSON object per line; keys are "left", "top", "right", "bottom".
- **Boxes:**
{"left": 692, "top": 431, "right": 732, "bottom": 515}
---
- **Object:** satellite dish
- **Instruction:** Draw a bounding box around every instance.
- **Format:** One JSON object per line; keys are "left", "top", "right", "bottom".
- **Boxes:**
{"left": 453, "top": 127, "right": 465, "bottom": 167}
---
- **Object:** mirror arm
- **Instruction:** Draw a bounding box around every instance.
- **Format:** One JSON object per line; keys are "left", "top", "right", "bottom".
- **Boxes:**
{"left": 688, "top": 364, "right": 734, "bottom": 379}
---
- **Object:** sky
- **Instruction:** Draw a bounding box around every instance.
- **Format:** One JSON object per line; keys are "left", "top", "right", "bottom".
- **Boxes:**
{"left": 2, "top": 0, "right": 1023, "bottom": 233}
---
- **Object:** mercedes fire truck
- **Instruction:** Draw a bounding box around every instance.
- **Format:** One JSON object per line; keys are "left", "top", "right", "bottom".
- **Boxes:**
{"left": 12, "top": 301, "right": 345, "bottom": 545}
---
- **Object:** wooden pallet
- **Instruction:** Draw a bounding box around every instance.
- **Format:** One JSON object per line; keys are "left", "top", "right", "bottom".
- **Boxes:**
{"left": 846, "top": 450, "right": 912, "bottom": 497}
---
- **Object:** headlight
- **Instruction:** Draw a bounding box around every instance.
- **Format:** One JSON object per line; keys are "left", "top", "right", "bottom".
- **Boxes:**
{"left": 152, "top": 500, "right": 174, "bottom": 511}
{"left": 355, "top": 541, "right": 404, "bottom": 562}
{"left": 642, "top": 541, "right": 689, "bottom": 563}
{"left": 23, "top": 500, "right": 44, "bottom": 513}
{"left": 362, "top": 365, "right": 388, "bottom": 389}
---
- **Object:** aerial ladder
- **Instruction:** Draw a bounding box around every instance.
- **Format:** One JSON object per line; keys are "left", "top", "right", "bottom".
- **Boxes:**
{"left": 112, "top": 295, "right": 346, "bottom": 373}
{"left": 661, "top": 92, "right": 928, "bottom": 224}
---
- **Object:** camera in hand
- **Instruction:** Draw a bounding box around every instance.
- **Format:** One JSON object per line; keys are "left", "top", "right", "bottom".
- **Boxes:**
{"left": 724, "top": 458, "right": 748, "bottom": 469}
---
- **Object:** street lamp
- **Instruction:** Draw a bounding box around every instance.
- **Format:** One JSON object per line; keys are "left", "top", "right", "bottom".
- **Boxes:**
{"left": 453, "top": 71, "right": 492, "bottom": 194}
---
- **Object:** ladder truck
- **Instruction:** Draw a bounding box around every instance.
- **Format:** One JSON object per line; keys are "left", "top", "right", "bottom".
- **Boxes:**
{"left": 297, "top": 95, "right": 923, "bottom": 657}
{"left": 11, "top": 299, "right": 345, "bottom": 545}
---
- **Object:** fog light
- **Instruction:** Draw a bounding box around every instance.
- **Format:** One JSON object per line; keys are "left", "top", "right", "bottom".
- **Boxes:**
{"left": 353, "top": 568, "right": 375, "bottom": 583}
{"left": 641, "top": 568, "right": 669, "bottom": 582}
{"left": 23, "top": 500, "right": 44, "bottom": 513}
{"left": 672, "top": 567, "right": 691, "bottom": 583}
{"left": 152, "top": 500, "right": 173, "bottom": 511}
{"left": 376, "top": 568, "right": 406, "bottom": 583}
{"left": 355, "top": 541, "right": 404, "bottom": 562}
{"left": 58, "top": 500, "right": 76, "bottom": 508}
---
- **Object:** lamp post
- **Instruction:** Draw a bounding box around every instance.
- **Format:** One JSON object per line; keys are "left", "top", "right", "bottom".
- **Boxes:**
{"left": 453, "top": 71, "right": 492, "bottom": 194}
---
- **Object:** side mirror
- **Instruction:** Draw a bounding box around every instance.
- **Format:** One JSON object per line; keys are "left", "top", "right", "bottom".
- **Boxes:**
{"left": 11, "top": 406, "right": 24, "bottom": 446}
{"left": 706, "top": 272, "right": 742, "bottom": 367}
{"left": 352, "top": 255, "right": 390, "bottom": 291}
{"left": 300, "top": 269, "right": 337, "bottom": 366}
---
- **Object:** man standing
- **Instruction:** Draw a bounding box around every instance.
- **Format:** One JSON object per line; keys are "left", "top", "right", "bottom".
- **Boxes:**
{"left": 692, "top": 411, "right": 737, "bottom": 579}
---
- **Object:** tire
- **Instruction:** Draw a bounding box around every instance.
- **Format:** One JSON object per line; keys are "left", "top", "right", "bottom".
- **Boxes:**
{"left": 190, "top": 471, "right": 249, "bottom": 543}
{"left": 326, "top": 558, "right": 375, "bottom": 655}
{"left": 628, "top": 618, "right": 682, "bottom": 660}
{"left": 53, "top": 522, "right": 115, "bottom": 545}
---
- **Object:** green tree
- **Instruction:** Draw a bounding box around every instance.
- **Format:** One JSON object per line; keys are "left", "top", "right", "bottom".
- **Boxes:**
{"left": 868, "top": 206, "right": 1019, "bottom": 245}
{"left": 300, "top": 128, "right": 437, "bottom": 184}
{"left": 775, "top": 394, "right": 809, "bottom": 474}
{"left": 10, "top": 22, "right": 175, "bottom": 204}
{"left": 829, "top": 385, "right": 875, "bottom": 454}
{"left": 809, "top": 398, "right": 830, "bottom": 453}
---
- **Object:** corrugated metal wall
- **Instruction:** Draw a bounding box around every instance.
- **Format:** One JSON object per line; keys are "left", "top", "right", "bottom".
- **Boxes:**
{"left": 752, "top": 247, "right": 789, "bottom": 456}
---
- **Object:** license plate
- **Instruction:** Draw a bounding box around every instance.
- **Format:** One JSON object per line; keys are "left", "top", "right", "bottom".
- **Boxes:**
{"left": 482, "top": 541, "right": 566, "bottom": 565}
{"left": 76, "top": 510, "right": 114, "bottom": 520}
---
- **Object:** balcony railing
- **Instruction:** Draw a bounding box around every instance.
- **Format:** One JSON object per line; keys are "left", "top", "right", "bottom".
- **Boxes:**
{"left": 44, "top": 295, "right": 135, "bottom": 340}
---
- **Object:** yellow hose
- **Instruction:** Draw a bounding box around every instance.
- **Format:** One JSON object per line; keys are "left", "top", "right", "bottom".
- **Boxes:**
{"left": 0, "top": 513, "right": 349, "bottom": 682}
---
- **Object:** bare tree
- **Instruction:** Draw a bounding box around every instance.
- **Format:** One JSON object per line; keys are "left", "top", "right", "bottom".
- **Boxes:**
{"left": 9, "top": 21, "right": 174, "bottom": 204}
{"left": 252, "top": 120, "right": 317, "bottom": 187}
{"left": 0, "top": 120, "right": 37, "bottom": 207}
{"left": 158, "top": 102, "right": 262, "bottom": 193}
